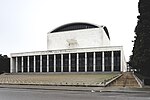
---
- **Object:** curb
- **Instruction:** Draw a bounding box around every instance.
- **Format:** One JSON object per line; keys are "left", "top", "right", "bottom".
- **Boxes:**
{"left": 133, "top": 73, "right": 143, "bottom": 87}
{"left": 0, "top": 83, "right": 104, "bottom": 87}
{"left": 0, "top": 85, "right": 150, "bottom": 93}
{"left": 99, "top": 90, "right": 150, "bottom": 93}
{"left": 0, "top": 85, "right": 91, "bottom": 92}
{"left": 105, "top": 74, "right": 122, "bottom": 87}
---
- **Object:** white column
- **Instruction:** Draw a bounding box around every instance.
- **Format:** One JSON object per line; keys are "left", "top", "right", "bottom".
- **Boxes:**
{"left": 93, "top": 52, "right": 96, "bottom": 72}
{"left": 121, "top": 51, "right": 123, "bottom": 72}
{"left": 10, "top": 57, "right": 13, "bottom": 73}
{"left": 27, "top": 56, "right": 29, "bottom": 72}
{"left": 40, "top": 55, "right": 42, "bottom": 72}
{"left": 21, "top": 57, "right": 23, "bottom": 73}
{"left": 102, "top": 52, "right": 105, "bottom": 72}
{"left": 85, "top": 52, "right": 87, "bottom": 72}
{"left": 33, "top": 56, "right": 36, "bottom": 72}
{"left": 16, "top": 57, "right": 18, "bottom": 73}
{"left": 61, "top": 54, "right": 63, "bottom": 72}
{"left": 111, "top": 51, "right": 114, "bottom": 72}
{"left": 69, "top": 53, "right": 71, "bottom": 72}
{"left": 54, "top": 55, "right": 56, "bottom": 72}
{"left": 77, "top": 53, "right": 79, "bottom": 72}
{"left": 47, "top": 55, "right": 49, "bottom": 72}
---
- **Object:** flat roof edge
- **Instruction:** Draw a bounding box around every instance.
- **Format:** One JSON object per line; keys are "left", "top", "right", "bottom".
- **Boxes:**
{"left": 11, "top": 46, "right": 123, "bottom": 57}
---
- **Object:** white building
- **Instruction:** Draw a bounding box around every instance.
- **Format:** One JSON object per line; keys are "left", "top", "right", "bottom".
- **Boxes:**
{"left": 10, "top": 22, "right": 127, "bottom": 73}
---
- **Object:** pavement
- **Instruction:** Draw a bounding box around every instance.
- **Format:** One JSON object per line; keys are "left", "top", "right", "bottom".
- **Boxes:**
{"left": 0, "top": 84, "right": 150, "bottom": 93}
{"left": 1, "top": 87, "right": 150, "bottom": 100}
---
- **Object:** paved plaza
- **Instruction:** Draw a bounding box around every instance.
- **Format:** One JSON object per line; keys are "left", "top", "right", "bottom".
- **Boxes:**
{"left": 0, "top": 87, "right": 150, "bottom": 100}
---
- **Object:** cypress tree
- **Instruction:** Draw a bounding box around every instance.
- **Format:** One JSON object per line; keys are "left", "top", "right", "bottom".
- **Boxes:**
{"left": 130, "top": 0, "right": 150, "bottom": 77}
{"left": 0, "top": 54, "right": 10, "bottom": 74}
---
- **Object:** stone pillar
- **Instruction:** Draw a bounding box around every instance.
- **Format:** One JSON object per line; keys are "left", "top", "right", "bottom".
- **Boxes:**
{"left": 21, "top": 57, "right": 23, "bottom": 73}
{"left": 77, "top": 53, "right": 79, "bottom": 72}
{"left": 27, "top": 56, "right": 29, "bottom": 72}
{"left": 33, "top": 56, "right": 36, "bottom": 72}
{"left": 10, "top": 57, "right": 13, "bottom": 73}
{"left": 93, "top": 52, "right": 96, "bottom": 72}
{"left": 47, "top": 55, "right": 49, "bottom": 72}
{"left": 61, "top": 54, "right": 63, "bottom": 72}
{"left": 102, "top": 52, "right": 105, "bottom": 72}
{"left": 16, "top": 57, "right": 18, "bottom": 73}
{"left": 69, "top": 53, "right": 71, "bottom": 72}
{"left": 54, "top": 55, "right": 56, "bottom": 72}
{"left": 11, "top": 57, "right": 15, "bottom": 73}
{"left": 85, "top": 52, "right": 87, "bottom": 72}
{"left": 40, "top": 55, "right": 42, "bottom": 72}
{"left": 111, "top": 51, "right": 114, "bottom": 72}
{"left": 120, "top": 51, "right": 123, "bottom": 72}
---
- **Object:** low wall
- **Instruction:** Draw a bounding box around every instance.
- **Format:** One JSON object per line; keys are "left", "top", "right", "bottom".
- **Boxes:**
{"left": 134, "top": 72, "right": 150, "bottom": 86}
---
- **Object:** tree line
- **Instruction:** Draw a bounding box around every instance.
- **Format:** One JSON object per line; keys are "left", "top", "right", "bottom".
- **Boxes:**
{"left": 129, "top": 0, "right": 150, "bottom": 78}
{"left": 0, "top": 54, "right": 10, "bottom": 74}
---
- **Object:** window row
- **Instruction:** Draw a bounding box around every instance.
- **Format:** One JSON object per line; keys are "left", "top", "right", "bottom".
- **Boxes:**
{"left": 13, "top": 51, "right": 121, "bottom": 72}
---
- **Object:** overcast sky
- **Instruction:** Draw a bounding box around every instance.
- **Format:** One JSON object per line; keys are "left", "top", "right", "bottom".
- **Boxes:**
{"left": 0, "top": 0, "right": 138, "bottom": 61}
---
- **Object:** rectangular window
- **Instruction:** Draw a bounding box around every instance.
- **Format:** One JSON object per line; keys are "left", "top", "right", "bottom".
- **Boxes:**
{"left": 87, "top": 52, "right": 93, "bottom": 72}
{"left": 18, "top": 57, "right": 22, "bottom": 72}
{"left": 71, "top": 53, "right": 77, "bottom": 72}
{"left": 114, "top": 51, "right": 121, "bottom": 71}
{"left": 42, "top": 55, "right": 47, "bottom": 72}
{"left": 35, "top": 56, "right": 40, "bottom": 72}
{"left": 63, "top": 54, "right": 69, "bottom": 72}
{"left": 29, "top": 56, "right": 34, "bottom": 72}
{"left": 49, "top": 55, "right": 54, "bottom": 72}
{"left": 104, "top": 51, "right": 111, "bottom": 71}
{"left": 56, "top": 54, "right": 61, "bottom": 72}
{"left": 79, "top": 53, "right": 85, "bottom": 72}
{"left": 23, "top": 56, "right": 28, "bottom": 72}
{"left": 95, "top": 52, "right": 102, "bottom": 71}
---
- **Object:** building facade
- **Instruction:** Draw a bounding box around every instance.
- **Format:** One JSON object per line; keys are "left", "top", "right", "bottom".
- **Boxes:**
{"left": 10, "top": 22, "right": 127, "bottom": 73}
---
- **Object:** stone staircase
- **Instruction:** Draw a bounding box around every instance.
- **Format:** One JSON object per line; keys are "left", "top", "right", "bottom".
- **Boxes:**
{"left": 109, "top": 72, "right": 140, "bottom": 88}
{"left": 0, "top": 73, "right": 118, "bottom": 87}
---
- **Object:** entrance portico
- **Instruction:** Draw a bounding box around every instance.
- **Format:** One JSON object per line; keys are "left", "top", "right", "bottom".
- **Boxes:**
{"left": 10, "top": 46, "right": 126, "bottom": 73}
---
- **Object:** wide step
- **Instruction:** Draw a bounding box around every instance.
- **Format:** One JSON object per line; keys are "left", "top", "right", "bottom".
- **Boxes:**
{"left": 109, "top": 72, "right": 140, "bottom": 88}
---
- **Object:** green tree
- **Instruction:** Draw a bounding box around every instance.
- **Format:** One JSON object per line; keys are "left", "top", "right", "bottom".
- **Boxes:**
{"left": 0, "top": 54, "right": 10, "bottom": 74}
{"left": 130, "top": 0, "right": 150, "bottom": 77}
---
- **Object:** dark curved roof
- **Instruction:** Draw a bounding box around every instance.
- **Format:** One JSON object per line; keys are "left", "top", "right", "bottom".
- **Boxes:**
{"left": 103, "top": 26, "right": 110, "bottom": 40}
{"left": 51, "top": 22, "right": 99, "bottom": 33}
{"left": 50, "top": 22, "right": 110, "bottom": 39}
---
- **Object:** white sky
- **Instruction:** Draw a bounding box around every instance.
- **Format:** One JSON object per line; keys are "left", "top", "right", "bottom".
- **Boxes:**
{"left": 0, "top": 0, "right": 139, "bottom": 61}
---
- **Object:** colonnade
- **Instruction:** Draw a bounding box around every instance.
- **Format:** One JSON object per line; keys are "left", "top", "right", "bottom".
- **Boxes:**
{"left": 10, "top": 51, "right": 121, "bottom": 73}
